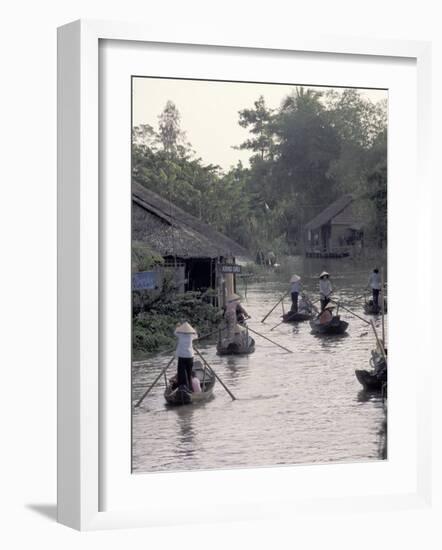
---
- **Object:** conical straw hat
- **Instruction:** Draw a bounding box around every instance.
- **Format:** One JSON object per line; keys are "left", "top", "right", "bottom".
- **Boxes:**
{"left": 227, "top": 293, "right": 241, "bottom": 303}
{"left": 324, "top": 303, "right": 335, "bottom": 310}
{"left": 319, "top": 271, "right": 329, "bottom": 278}
{"left": 290, "top": 274, "right": 301, "bottom": 283}
{"left": 175, "top": 322, "right": 197, "bottom": 334}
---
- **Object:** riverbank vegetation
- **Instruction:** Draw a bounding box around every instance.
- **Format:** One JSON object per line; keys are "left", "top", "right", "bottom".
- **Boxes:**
{"left": 132, "top": 243, "right": 223, "bottom": 357}
{"left": 133, "top": 288, "right": 222, "bottom": 358}
{"left": 133, "top": 88, "right": 387, "bottom": 257}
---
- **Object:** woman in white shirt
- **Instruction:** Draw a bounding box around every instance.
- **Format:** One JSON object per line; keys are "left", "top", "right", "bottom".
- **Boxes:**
{"left": 319, "top": 271, "right": 333, "bottom": 311}
{"left": 174, "top": 322, "right": 198, "bottom": 391}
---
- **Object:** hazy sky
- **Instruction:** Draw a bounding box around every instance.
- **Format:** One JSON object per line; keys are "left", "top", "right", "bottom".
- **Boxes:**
{"left": 133, "top": 77, "right": 387, "bottom": 171}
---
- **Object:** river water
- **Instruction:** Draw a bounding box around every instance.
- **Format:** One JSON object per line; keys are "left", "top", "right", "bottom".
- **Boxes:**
{"left": 132, "top": 256, "right": 387, "bottom": 473}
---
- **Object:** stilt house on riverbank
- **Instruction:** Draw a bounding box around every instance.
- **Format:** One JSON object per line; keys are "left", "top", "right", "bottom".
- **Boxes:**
{"left": 132, "top": 180, "right": 251, "bottom": 301}
{"left": 303, "top": 194, "right": 363, "bottom": 258}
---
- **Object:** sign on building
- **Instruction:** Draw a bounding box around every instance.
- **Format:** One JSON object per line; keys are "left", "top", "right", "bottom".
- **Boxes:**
{"left": 132, "top": 271, "right": 158, "bottom": 291}
{"left": 220, "top": 264, "right": 241, "bottom": 274}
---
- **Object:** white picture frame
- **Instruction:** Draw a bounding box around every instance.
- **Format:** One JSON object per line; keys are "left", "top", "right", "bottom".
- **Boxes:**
{"left": 57, "top": 19, "right": 432, "bottom": 531}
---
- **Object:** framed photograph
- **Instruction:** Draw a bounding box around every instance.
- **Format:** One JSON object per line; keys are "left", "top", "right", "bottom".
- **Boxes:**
{"left": 57, "top": 19, "right": 432, "bottom": 530}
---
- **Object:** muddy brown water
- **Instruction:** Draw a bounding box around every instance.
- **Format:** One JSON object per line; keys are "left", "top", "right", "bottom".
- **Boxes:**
{"left": 132, "top": 256, "right": 387, "bottom": 473}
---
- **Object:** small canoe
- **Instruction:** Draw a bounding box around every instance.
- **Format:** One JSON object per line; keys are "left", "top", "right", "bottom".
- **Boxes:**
{"left": 282, "top": 310, "right": 314, "bottom": 323}
{"left": 310, "top": 315, "right": 348, "bottom": 335}
{"left": 363, "top": 299, "right": 387, "bottom": 315}
{"left": 217, "top": 337, "right": 255, "bottom": 356}
{"left": 164, "top": 361, "right": 215, "bottom": 406}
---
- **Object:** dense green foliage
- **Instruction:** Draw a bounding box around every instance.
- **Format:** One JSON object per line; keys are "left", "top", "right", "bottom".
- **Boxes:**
{"left": 133, "top": 286, "right": 223, "bottom": 357}
{"left": 133, "top": 87, "right": 387, "bottom": 256}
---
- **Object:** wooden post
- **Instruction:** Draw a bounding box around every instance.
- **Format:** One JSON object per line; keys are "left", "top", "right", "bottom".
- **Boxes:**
{"left": 209, "top": 258, "right": 213, "bottom": 306}
{"left": 224, "top": 258, "right": 235, "bottom": 298}
{"left": 381, "top": 267, "right": 385, "bottom": 348}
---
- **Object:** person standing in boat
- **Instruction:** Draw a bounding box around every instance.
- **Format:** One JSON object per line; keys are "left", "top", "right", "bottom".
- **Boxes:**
{"left": 319, "top": 271, "right": 333, "bottom": 311}
{"left": 225, "top": 293, "right": 249, "bottom": 326}
{"left": 367, "top": 268, "right": 381, "bottom": 309}
{"left": 290, "top": 274, "right": 301, "bottom": 313}
{"left": 174, "top": 322, "right": 198, "bottom": 392}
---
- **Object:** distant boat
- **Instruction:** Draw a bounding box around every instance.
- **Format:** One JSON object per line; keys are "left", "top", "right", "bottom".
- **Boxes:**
{"left": 310, "top": 316, "right": 348, "bottom": 335}
{"left": 164, "top": 361, "right": 215, "bottom": 406}
{"left": 282, "top": 310, "right": 314, "bottom": 323}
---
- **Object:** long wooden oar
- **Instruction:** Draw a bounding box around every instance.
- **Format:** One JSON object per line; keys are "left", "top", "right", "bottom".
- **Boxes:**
{"left": 330, "top": 299, "right": 370, "bottom": 326}
{"left": 261, "top": 292, "right": 288, "bottom": 323}
{"left": 247, "top": 326, "right": 293, "bottom": 353}
{"left": 196, "top": 326, "right": 226, "bottom": 343}
{"left": 370, "top": 320, "right": 388, "bottom": 365}
{"left": 194, "top": 347, "right": 236, "bottom": 401}
{"left": 381, "top": 267, "right": 386, "bottom": 347}
{"left": 269, "top": 310, "right": 297, "bottom": 332}
{"left": 134, "top": 356, "right": 175, "bottom": 407}
{"left": 269, "top": 318, "right": 286, "bottom": 331}
{"left": 341, "top": 293, "right": 367, "bottom": 307}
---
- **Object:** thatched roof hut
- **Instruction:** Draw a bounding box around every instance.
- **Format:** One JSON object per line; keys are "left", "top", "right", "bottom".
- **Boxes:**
{"left": 132, "top": 180, "right": 251, "bottom": 262}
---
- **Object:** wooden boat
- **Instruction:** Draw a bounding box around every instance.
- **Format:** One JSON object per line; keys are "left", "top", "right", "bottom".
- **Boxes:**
{"left": 355, "top": 369, "right": 386, "bottom": 391}
{"left": 217, "top": 336, "right": 255, "bottom": 356}
{"left": 164, "top": 361, "right": 215, "bottom": 406}
{"left": 282, "top": 310, "right": 314, "bottom": 323}
{"left": 310, "top": 315, "right": 348, "bottom": 335}
{"left": 363, "top": 299, "right": 387, "bottom": 315}
{"left": 355, "top": 349, "right": 387, "bottom": 392}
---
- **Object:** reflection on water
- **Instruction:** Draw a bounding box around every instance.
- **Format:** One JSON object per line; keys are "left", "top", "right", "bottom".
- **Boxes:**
{"left": 132, "top": 256, "right": 387, "bottom": 473}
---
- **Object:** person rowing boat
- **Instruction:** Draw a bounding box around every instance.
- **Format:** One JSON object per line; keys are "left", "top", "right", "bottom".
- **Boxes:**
{"left": 319, "top": 271, "right": 333, "bottom": 311}
{"left": 218, "top": 293, "right": 255, "bottom": 355}
{"left": 281, "top": 292, "right": 315, "bottom": 323}
{"left": 310, "top": 303, "right": 348, "bottom": 335}
{"left": 367, "top": 268, "right": 381, "bottom": 309}
{"left": 225, "top": 292, "right": 250, "bottom": 326}
{"left": 174, "top": 322, "right": 198, "bottom": 392}
{"left": 289, "top": 274, "right": 301, "bottom": 313}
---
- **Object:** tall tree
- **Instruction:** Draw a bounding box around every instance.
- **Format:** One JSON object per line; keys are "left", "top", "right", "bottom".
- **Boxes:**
{"left": 275, "top": 87, "right": 341, "bottom": 208}
{"left": 157, "top": 100, "right": 188, "bottom": 157}
{"left": 237, "top": 96, "right": 276, "bottom": 161}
